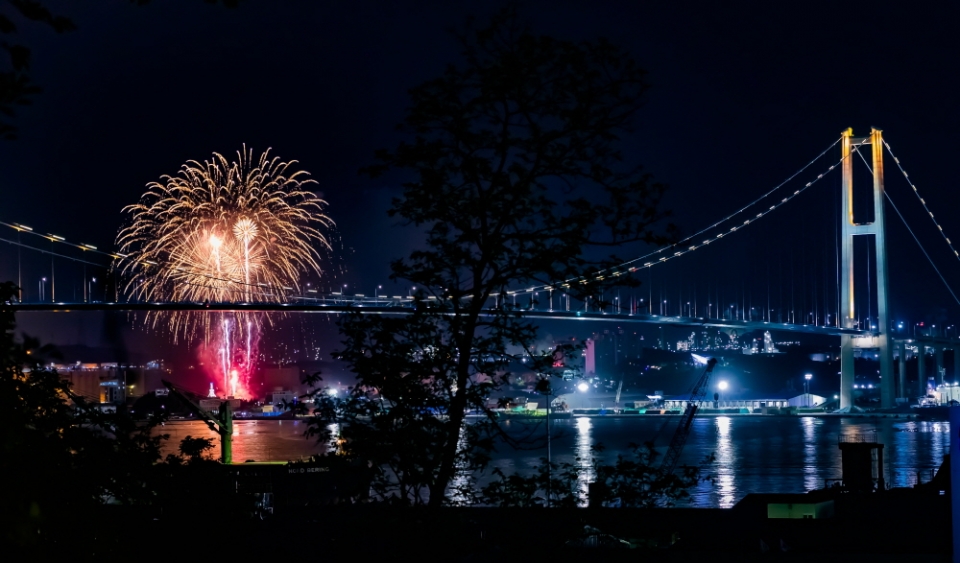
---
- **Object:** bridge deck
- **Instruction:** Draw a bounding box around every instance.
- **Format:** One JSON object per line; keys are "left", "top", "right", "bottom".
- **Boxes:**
{"left": 3, "top": 301, "right": 874, "bottom": 337}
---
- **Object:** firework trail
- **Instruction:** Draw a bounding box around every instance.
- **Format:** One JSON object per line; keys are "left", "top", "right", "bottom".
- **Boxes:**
{"left": 117, "top": 146, "right": 333, "bottom": 398}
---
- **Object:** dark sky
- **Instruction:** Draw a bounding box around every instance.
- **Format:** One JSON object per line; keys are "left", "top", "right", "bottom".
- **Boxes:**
{"left": 3, "top": 0, "right": 960, "bottom": 350}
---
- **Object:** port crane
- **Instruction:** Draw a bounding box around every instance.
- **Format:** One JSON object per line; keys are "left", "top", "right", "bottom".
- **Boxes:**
{"left": 658, "top": 357, "right": 717, "bottom": 477}
{"left": 162, "top": 379, "right": 234, "bottom": 464}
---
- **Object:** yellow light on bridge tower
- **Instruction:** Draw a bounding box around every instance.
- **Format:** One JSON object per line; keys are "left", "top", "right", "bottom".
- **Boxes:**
{"left": 839, "top": 128, "right": 894, "bottom": 410}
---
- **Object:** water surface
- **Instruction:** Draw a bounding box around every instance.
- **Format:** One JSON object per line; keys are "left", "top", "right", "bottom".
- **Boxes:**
{"left": 158, "top": 415, "right": 949, "bottom": 508}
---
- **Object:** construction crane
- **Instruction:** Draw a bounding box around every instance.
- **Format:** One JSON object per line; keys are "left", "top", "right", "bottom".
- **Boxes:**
{"left": 658, "top": 357, "right": 717, "bottom": 477}
{"left": 162, "top": 379, "right": 234, "bottom": 464}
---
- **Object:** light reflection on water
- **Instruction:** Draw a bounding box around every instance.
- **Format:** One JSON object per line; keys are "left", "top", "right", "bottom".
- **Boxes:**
{"left": 159, "top": 419, "right": 325, "bottom": 462}
{"left": 802, "top": 416, "right": 821, "bottom": 492}
{"left": 576, "top": 417, "right": 597, "bottom": 501}
{"left": 157, "top": 416, "right": 951, "bottom": 507}
{"left": 714, "top": 416, "right": 735, "bottom": 508}
{"left": 575, "top": 416, "right": 595, "bottom": 502}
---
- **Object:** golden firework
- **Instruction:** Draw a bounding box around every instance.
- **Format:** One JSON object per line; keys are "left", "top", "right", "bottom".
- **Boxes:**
{"left": 117, "top": 146, "right": 333, "bottom": 339}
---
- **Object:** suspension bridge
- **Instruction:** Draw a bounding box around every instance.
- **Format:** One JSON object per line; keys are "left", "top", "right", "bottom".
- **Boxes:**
{"left": 3, "top": 128, "right": 960, "bottom": 410}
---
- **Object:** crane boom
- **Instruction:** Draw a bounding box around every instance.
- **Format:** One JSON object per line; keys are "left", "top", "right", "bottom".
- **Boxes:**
{"left": 659, "top": 357, "right": 717, "bottom": 477}
{"left": 162, "top": 379, "right": 234, "bottom": 464}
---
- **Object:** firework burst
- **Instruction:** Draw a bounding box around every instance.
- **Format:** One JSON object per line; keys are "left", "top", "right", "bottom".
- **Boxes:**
{"left": 117, "top": 146, "right": 333, "bottom": 397}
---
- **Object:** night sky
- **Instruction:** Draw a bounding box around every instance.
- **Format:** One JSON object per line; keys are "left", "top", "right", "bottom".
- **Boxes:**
{"left": 3, "top": 0, "right": 960, "bottom": 356}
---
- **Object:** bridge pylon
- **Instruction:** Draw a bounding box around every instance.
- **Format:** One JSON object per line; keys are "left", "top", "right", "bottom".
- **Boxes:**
{"left": 840, "top": 128, "right": 895, "bottom": 409}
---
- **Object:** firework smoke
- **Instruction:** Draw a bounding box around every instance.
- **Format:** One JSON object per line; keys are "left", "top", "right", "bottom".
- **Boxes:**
{"left": 117, "top": 146, "right": 333, "bottom": 398}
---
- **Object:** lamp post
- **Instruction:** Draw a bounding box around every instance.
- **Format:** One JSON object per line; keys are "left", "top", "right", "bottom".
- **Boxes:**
{"left": 88, "top": 277, "right": 96, "bottom": 303}
{"left": 39, "top": 277, "right": 46, "bottom": 302}
{"left": 804, "top": 373, "right": 813, "bottom": 407}
{"left": 544, "top": 378, "right": 552, "bottom": 507}
{"left": 374, "top": 284, "right": 381, "bottom": 304}
{"left": 717, "top": 380, "right": 728, "bottom": 408}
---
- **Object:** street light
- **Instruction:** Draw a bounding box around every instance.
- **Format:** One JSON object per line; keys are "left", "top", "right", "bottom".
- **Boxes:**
{"left": 88, "top": 277, "right": 97, "bottom": 303}
{"left": 717, "top": 380, "right": 728, "bottom": 407}
{"left": 39, "top": 277, "right": 47, "bottom": 302}
{"left": 804, "top": 373, "right": 813, "bottom": 407}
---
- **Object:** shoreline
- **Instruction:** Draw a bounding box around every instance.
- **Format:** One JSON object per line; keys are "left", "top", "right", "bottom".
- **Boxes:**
{"left": 491, "top": 411, "right": 923, "bottom": 420}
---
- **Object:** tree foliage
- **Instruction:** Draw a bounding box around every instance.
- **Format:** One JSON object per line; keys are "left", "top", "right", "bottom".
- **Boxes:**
{"left": 0, "top": 281, "right": 179, "bottom": 545}
{"left": 306, "top": 8, "right": 676, "bottom": 507}
{"left": 0, "top": 0, "right": 240, "bottom": 139}
{"left": 482, "top": 443, "right": 712, "bottom": 508}
{"left": 0, "top": 0, "right": 74, "bottom": 139}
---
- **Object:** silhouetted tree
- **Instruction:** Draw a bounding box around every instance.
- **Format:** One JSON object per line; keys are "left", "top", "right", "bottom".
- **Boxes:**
{"left": 0, "top": 281, "right": 170, "bottom": 546}
{"left": 305, "top": 8, "right": 676, "bottom": 507}
{"left": 177, "top": 435, "right": 215, "bottom": 463}
{"left": 1, "top": 0, "right": 240, "bottom": 139}
{"left": 481, "top": 443, "right": 711, "bottom": 508}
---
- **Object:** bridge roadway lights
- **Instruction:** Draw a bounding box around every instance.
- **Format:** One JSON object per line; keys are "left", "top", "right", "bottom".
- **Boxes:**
{"left": 0, "top": 302, "right": 875, "bottom": 335}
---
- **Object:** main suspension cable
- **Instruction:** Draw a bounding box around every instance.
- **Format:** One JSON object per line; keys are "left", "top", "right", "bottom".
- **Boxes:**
{"left": 516, "top": 136, "right": 864, "bottom": 298}
{"left": 883, "top": 140, "right": 960, "bottom": 261}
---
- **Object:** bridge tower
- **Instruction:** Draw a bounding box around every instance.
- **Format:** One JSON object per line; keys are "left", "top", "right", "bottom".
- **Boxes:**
{"left": 839, "top": 128, "right": 895, "bottom": 409}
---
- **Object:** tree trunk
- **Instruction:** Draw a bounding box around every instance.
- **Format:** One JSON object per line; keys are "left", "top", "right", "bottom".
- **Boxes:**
{"left": 428, "top": 309, "right": 479, "bottom": 507}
